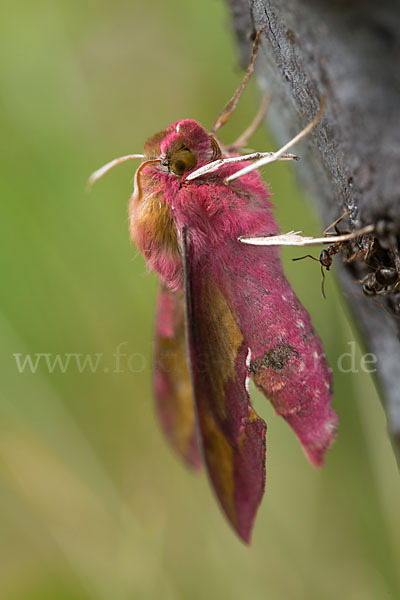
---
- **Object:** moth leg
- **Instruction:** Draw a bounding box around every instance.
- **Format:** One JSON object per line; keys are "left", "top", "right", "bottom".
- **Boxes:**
{"left": 225, "top": 97, "right": 326, "bottom": 183}
{"left": 210, "top": 30, "right": 263, "bottom": 134}
{"left": 228, "top": 92, "right": 271, "bottom": 152}
{"left": 185, "top": 151, "right": 298, "bottom": 182}
{"left": 239, "top": 225, "right": 375, "bottom": 247}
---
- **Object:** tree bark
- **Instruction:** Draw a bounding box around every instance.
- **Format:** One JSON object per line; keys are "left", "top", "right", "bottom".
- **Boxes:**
{"left": 227, "top": 0, "right": 400, "bottom": 461}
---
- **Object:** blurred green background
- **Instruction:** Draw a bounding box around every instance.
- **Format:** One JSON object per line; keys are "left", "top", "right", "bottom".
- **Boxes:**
{"left": 1, "top": 1, "right": 399, "bottom": 599}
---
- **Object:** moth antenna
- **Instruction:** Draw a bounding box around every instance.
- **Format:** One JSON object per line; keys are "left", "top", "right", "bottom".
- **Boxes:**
{"left": 323, "top": 210, "right": 350, "bottom": 235}
{"left": 87, "top": 154, "right": 144, "bottom": 189}
{"left": 226, "top": 96, "right": 326, "bottom": 183}
{"left": 228, "top": 92, "right": 271, "bottom": 151}
{"left": 210, "top": 29, "right": 263, "bottom": 134}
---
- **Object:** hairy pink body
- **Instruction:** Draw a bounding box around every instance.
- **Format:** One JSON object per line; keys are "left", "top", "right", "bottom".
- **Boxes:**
{"left": 129, "top": 119, "right": 338, "bottom": 541}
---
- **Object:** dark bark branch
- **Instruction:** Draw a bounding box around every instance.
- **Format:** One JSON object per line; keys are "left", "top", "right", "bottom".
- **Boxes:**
{"left": 227, "top": 0, "right": 400, "bottom": 462}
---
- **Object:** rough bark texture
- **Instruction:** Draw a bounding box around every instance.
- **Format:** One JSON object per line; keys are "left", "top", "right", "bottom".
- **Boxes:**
{"left": 227, "top": 0, "right": 400, "bottom": 461}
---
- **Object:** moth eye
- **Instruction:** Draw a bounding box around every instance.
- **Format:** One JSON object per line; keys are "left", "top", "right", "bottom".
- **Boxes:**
{"left": 169, "top": 148, "right": 196, "bottom": 176}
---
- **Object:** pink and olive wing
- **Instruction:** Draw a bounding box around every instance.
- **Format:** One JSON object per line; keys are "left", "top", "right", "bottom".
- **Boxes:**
{"left": 182, "top": 228, "right": 266, "bottom": 543}
{"left": 153, "top": 283, "right": 202, "bottom": 470}
{"left": 220, "top": 240, "right": 338, "bottom": 467}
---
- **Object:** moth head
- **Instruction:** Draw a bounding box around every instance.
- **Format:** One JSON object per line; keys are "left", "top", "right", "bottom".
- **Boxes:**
{"left": 143, "top": 119, "right": 221, "bottom": 178}
{"left": 87, "top": 120, "right": 221, "bottom": 193}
